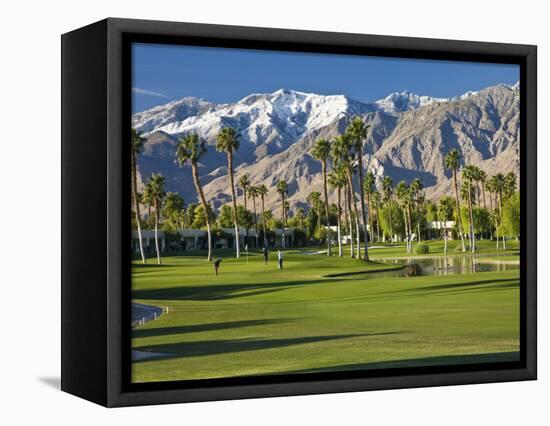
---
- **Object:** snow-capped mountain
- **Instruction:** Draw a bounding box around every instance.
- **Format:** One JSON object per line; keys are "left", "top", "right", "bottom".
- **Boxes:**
{"left": 373, "top": 90, "right": 448, "bottom": 113}
{"left": 133, "top": 83, "right": 520, "bottom": 212}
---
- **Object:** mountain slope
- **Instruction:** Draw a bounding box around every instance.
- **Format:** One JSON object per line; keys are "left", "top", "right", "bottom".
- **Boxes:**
{"left": 133, "top": 84, "right": 519, "bottom": 214}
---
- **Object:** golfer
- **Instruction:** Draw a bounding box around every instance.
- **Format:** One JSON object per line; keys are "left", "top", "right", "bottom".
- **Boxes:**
{"left": 213, "top": 258, "right": 222, "bottom": 275}
{"left": 262, "top": 246, "right": 268, "bottom": 265}
{"left": 277, "top": 249, "right": 283, "bottom": 270}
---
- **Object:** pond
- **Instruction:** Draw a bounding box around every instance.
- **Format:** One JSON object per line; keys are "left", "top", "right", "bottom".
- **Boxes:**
{"left": 364, "top": 255, "right": 519, "bottom": 279}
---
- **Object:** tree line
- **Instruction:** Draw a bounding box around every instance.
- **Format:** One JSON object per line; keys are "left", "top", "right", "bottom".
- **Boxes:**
{"left": 131, "top": 119, "right": 520, "bottom": 264}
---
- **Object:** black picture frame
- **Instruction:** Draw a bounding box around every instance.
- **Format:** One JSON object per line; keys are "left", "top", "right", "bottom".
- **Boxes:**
{"left": 61, "top": 17, "right": 537, "bottom": 407}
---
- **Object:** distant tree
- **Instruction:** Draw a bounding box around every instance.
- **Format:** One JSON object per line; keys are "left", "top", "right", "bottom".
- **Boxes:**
{"left": 191, "top": 203, "right": 215, "bottom": 229}
{"left": 186, "top": 202, "right": 197, "bottom": 228}
{"left": 218, "top": 205, "right": 234, "bottom": 228}
{"left": 311, "top": 138, "right": 333, "bottom": 256}
{"left": 332, "top": 133, "right": 361, "bottom": 258}
{"left": 396, "top": 181, "right": 412, "bottom": 252}
{"left": 347, "top": 116, "right": 371, "bottom": 260}
{"left": 237, "top": 205, "right": 254, "bottom": 232}
{"left": 162, "top": 192, "right": 185, "bottom": 231}
{"left": 382, "top": 176, "right": 394, "bottom": 243}
{"left": 445, "top": 149, "right": 466, "bottom": 251}
{"left": 239, "top": 174, "right": 250, "bottom": 210}
{"left": 438, "top": 196, "right": 454, "bottom": 254}
{"left": 176, "top": 133, "right": 212, "bottom": 261}
{"left": 492, "top": 172, "right": 507, "bottom": 249}
{"left": 329, "top": 166, "right": 346, "bottom": 256}
{"left": 257, "top": 184, "right": 269, "bottom": 248}
{"left": 501, "top": 192, "right": 520, "bottom": 239}
{"left": 148, "top": 173, "right": 166, "bottom": 264}
{"left": 131, "top": 128, "right": 146, "bottom": 263}
{"left": 379, "top": 203, "right": 404, "bottom": 239}
{"left": 370, "top": 190, "right": 382, "bottom": 242}
{"left": 462, "top": 165, "right": 478, "bottom": 252}
{"left": 306, "top": 191, "right": 322, "bottom": 238}
{"left": 276, "top": 180, "right": 288, "bottom": 248}
{"left": 410, "top": 178, "right": 424, "bottom": 242}
{"left": 248, "top": 185, "right": 260, "bottom": 247}
{"left": 363, "top": 171, "right": 376, "bottom": 244}
{"left": 216, "top": 127, "right": 241, "bottom": 258}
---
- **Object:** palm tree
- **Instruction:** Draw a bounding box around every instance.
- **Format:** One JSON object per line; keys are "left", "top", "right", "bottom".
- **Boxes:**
{"left": 396, "top": 181, "right": 411, "bottom": 252}
{"left": 504, "top": 171, "right": 517, "bottom": 198}
{"left": 148, "top": 173, "right": 166, "bottom": 264}
{"left": 142, "top": 181, "right": 154, "bottom": 225}
{"left": 410, "top": 178, "right": 424, "bottom": 242}
{"left": 444, "top": 149, "right": 466, "bottom": 251}
{"left": 311, "top": 138, "right": 333, "bottom": 256}
{"left": 307, "top": 191, "right": 322, "bottom": 243}
{"left": 478, "top": 169, "right": 487, "bottom": 209}
{"left": 371, "top": 190, "right": 382, "bottom": 242}
{"left": 462, "top": 165, "right": 477, "bottom": 252}
{"left": 247, "top": 185, "right": 259, "bottom": 248}
{"left": 328, "top": 166, "right": 346, "bottom": 257}
{"left": 382, "top": 176, "right": 394, "bottom": 243}
{"left": 276, "top": 180, "right": 288, "bottom": 248}
{"left": 176, "top": 133, "right": 212, "bottom": 261}
{"left": 493, "top": 172, "right": 507, "bottom": 249}
{"left": 257, "top": 184, "right": 269, "bottom": 249}
{"left": 363, "top": 171, "right": 376, "bottom": 245}
{"left": 239, "top": 173, "right": 251, "bottom": 244}
{"left": 332, "top": 134, "right": 361, "bottom": 258}
{"left": 347, "top": 116, "right": 371, "bottom": 260}
{"left": 438, "top": 196, "right": 453, "bottom": 255}
{"left": 216, "top": 127, "right": 241, "bottom": 258}
{"left": 131, "top": 128, "right": 146, "bottom": 263}
{"left": 239, "top": 174, "right": 250, "bottom": 210}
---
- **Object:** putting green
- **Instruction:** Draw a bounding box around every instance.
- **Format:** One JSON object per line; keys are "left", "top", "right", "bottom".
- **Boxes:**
{"left": 131, "top": 240, "right": 520, "bottom": 382}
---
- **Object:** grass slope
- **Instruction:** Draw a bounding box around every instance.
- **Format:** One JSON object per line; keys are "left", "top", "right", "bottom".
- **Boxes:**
{"left": 131, "top": 240, "right": 520, "bottom": 382}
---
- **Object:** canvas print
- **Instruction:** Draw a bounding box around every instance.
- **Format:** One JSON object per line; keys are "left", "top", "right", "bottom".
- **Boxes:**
{"left": 130, "top": 43, "right": 520, "bottom": 383}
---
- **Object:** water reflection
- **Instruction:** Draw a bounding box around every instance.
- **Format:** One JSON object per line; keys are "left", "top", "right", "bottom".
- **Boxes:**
{"left": 365, "top": 255, "right": 519, "bottom": 279}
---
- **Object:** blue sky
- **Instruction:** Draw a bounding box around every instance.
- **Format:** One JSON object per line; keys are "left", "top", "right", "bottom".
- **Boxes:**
{"left": 132, "top": 43, "right": 519, "bottom": 113}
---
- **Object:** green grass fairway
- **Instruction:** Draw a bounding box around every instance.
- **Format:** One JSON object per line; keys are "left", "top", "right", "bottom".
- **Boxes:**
{"left": 131, "top": 241, "right": 520, "bottom": 383}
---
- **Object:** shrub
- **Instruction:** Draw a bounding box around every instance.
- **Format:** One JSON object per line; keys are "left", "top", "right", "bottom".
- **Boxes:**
{"left": 415, "top": 243, "right": 429, "bottom": 254}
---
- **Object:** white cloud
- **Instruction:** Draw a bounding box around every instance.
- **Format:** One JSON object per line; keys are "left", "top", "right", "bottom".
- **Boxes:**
{"left": 132, "top": 87, "right": 168, "bottom": 98}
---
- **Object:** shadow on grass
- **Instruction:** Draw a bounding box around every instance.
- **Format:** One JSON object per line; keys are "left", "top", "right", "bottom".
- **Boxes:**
{"left": 132, "top": 279, "right": 340, "bottom": 301}
{"left": 397, "top": 278, "right": 519, "bottom": 294}
{"left": 133, "top": 318, "right": 295, "bottom": 338}
{"left": 133, "top": 332, "right": 401, "bottom": 362}
{"left": 272, "top": 351, "right": 521, "bottom": 375}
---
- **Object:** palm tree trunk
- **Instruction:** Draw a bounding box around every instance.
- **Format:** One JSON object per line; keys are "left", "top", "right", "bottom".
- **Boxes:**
{"left": 227, "top": 152, "right": 240, "bottom": 258}
{"left": 347, "top": 169, "right": 361, "bottom": 258}
{"left": 337, "top": 187, "right": 343, "bottom": 257}
{"left": 357, "top": 155, "right": 369, "bottom": 261}
{"left": 482, "top": 182, "right": 487, "bottom": 209}
{"left": 376, "top": 208, "right": 380, "bottom": 242}
{"left": 402, "top": 205, "right": 409, "bottom": 252}
{"left": 322, "top": 161, "right": 332, "bottom": 256}
{"left": 131, "top": 151, "right": 146, "bottom": 264}
{"left": 261, "top": 196, "right": 268, "bottom": 249}
{"left": 453, "top": 170, "right": 466, "bottom": 251}
{"left": 154, "top": 199, "right": 161, "bottom": 265}
{"left": 346, "top": 184, "right": 354, "bottom": 258}
{"left": 191, "top": 163, "right": 212, "bottom": 261}
{"left": 468, "top": 182, "right": 475, "bottom": 253}
{"left": 388, "top": 199, "right": 393, "bottom": 244}
{"left": 416, "top": 201, "right": 422, "bottom": 243}
{"left": 407, "top": 203, "right": 413, "bottom": 253}
{"left": 281, "top": 193, "right": 286, "bottom": 248}
{"left": 366, "top": 192, "right": 374, "bottom": 247}
{"left": 499, "top": 190, "right": 506, "bottom": 250}
{"left": 252, "top": 196, "right": 258, "bottom": 248}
